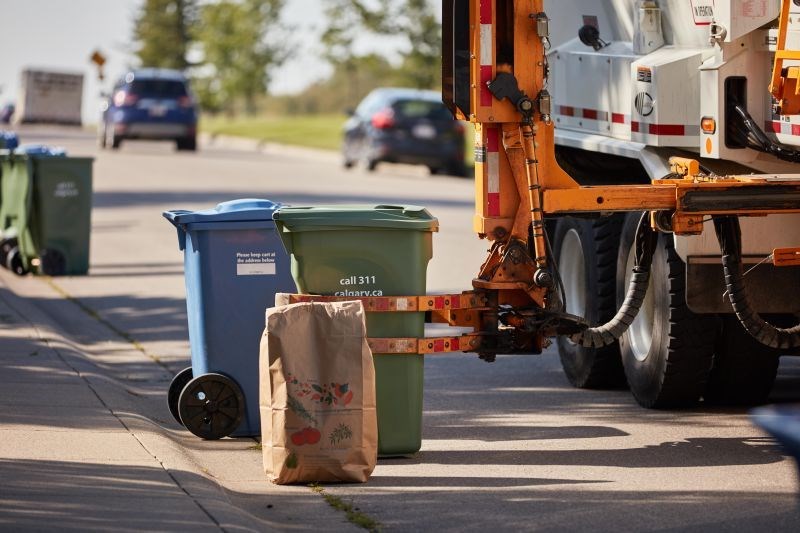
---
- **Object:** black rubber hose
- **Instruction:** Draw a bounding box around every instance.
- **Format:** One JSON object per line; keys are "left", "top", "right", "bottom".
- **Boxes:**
{"left": 730, "top": 104, "right": 800, "bottom": 163}
{"left": 714, "top": 216, "right": 800, "bottom": 349}
{"left": 570, "top": 212, "right": 658, "bottom": 348}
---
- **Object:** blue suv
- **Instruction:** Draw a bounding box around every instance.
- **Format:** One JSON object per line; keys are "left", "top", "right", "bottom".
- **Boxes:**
{"left": 99, "top": 69, "right": 197, "bottom": 151}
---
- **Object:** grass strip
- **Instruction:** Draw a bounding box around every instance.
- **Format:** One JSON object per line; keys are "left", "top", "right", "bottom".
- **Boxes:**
{"left": 201, "top": 114, "right": 345, "bottom": 151}
{"left": 201, "top": 113, "right": 475, "bottom": 167}
{"left": 310, "top": 483, "right": 381, "bottom": 532}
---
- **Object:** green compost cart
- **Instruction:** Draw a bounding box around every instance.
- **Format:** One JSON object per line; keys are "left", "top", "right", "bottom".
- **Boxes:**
{"left": 0, "top": 151, "right": 93, "bottom": 276}
{"left": 273, "top": 204, "right": 438, "bottom": 456}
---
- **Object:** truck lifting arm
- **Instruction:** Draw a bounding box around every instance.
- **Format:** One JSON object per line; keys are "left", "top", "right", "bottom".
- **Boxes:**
{"left": 287, "top": 0, "right": 800, "bottom": 364}
{"left": 441, "top": 0, "right": 800, "bottom": 355}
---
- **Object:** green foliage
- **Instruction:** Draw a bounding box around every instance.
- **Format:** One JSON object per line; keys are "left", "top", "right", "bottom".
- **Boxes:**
{"left": 395, "top": 0, "right": 442, "bottom": 89}
{"left": 267, "top": 54, "right": 397, "bottom": 114}
{"left": 133, "top": 0, "right": 196, "bottom": 70}
{"left": 320, "top": 0, "right": 441, "bottom": 90}
{"left": 319, "top": 0, "right": 364, "bottom": 67}
{"left": 132, "top": 0, "right": 442, "bottom": 117}
{"left": 193, "top": 0, "right": 289, "bottom": 114}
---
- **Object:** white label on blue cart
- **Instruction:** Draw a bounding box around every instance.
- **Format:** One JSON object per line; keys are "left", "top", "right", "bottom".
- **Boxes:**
{"left": 236, "top": 252, "right": 276, "bottom": 276}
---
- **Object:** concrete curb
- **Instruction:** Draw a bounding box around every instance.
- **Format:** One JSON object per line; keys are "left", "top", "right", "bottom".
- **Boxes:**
{"left": 0, "top": 269, "right": 355, "bottom": 530}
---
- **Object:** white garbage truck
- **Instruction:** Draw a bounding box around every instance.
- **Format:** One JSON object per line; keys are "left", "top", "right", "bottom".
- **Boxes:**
{"left": 439, "top": 0, "right": 800, "bottom": 409}
{"left": 544, "top": 0, "right": 800, "bottom": 407}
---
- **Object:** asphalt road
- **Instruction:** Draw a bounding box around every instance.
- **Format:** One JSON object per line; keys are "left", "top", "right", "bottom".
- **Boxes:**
{"left": 4, "top": 126, "right": 800, "bottom": 531}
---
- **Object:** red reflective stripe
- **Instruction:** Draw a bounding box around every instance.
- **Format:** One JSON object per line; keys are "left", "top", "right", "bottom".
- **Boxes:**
{"left": 434, "top": 339, "right": 446, "bottom": 352}
{"left": 451, "top": 337, "right": 461, "bottom": 351}
{"left": 488, "top": 192, "right": 500, "bottom": 216}
{"left": 612, "top": 113, "right": 626, "bottom": 124}
{"left": 376, "top": 299, "right": 389, "bottom": 311}
{"left": 792, "top": 125, "right": 800, "bottom": 136}
{"left": 632, "top": 122, "right": 687, "bottom": 136}
{"left": 766, "top": 121, "right": 781, "bottom": 133}
{"left": 480, "top": 65, "right": 493, "bottom": 106}
{"left": 650, "top": 124, "right": 684, "bottom": 136}
{"left": 435, "top": 296, "right": 445, "bottom": 309}
{"left": 480, "top": 0, "right": 492, "bottom": 24}
{"left": 560, "top": 106, "right": 575, "bottom": 117}
{"left": 582, "top": 109, "right": 598, "bottom": 120}
{"left": 486, "top": 126, "right": 499, "bottom": 152}
{"left": 451, "top": 295, "right": 461, "bottom": 308}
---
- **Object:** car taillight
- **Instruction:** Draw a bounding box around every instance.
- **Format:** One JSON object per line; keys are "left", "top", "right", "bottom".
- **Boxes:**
{"left": 371, "top": 108, "right": 395, "bottom": 129}
{"left": 178, "top": 95, "right": 193, "bottom": 108}
{"left": 113, "top": 91, "right": 138, "bottom": 107}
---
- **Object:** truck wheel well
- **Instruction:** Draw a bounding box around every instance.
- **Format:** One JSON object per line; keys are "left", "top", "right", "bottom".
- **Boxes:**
{"left": 555, "top": 146, "right": 650, "bottom": 186}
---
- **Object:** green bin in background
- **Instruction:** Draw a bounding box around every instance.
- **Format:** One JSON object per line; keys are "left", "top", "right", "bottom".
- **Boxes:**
{"left": 273, "top": 205, "right": 438, "bottom": 456}
{"left": 0, "top": 152, "right": 93, "bottom": 276}
{"left": 0, "top": 150, "right": 8, "bottom": 215}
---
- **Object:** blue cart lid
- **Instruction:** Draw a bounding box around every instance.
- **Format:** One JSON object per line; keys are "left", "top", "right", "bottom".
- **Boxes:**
{"left": 164, "top": 199, "right": 283, "bottom": 226}
{"left": 14, "top": 144, "right": 67, "bottom": 156}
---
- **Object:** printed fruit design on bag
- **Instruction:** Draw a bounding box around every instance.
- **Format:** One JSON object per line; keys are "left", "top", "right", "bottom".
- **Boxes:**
{"left": 286, "top": 374, "right": 354, "bottom": 407}
{"left": 290, "top": 427, "right": 321, "bottom": 446}
{"left": 285, "top": 375, "right": 355, "bottom": 454}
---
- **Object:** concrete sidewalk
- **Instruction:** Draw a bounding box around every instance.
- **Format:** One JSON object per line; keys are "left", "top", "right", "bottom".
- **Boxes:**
{"left": 4, "top": 125, "right": 800, "bottom": 531}
{"left": 0, "top": 268, "right": 353, "bottom": 531}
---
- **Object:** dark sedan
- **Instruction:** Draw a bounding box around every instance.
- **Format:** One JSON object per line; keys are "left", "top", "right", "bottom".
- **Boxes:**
{"left": 342, "top": 88, "right": 466, "bottom": 176}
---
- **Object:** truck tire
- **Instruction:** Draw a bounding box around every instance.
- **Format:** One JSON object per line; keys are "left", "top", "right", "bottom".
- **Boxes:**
{"left": 176, "top": 137, "right": 197, "bottom": 151}
{"left": 705, "top": 315, "right": 781, "bottom": 406}
{"left": 617, "top": 212, "right": 718, "bottom": 408}
{"left": 554, "top": 215, "right": 627, "bottom": 388}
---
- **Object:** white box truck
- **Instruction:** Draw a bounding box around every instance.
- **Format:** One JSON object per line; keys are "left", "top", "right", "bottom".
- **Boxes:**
{"left": 15, "top": 68, "right": 83, "bottom": 126}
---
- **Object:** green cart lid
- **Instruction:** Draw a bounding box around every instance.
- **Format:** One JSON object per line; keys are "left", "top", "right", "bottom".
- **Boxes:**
{"left": 273, "top": 204, "right": 439, "bottom": 232}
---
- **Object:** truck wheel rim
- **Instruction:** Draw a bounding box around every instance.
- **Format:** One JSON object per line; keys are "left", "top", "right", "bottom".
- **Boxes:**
{"left": 560, "top": 229, "right": 587, "bottom": 337}
{"left": 625, "top": 246, "right": 655, "bottom": 361}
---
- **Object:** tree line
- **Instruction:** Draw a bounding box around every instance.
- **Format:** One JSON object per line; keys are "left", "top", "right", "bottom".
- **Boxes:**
{"left": 132, "top": 0, "right": 441, "bottom": 115}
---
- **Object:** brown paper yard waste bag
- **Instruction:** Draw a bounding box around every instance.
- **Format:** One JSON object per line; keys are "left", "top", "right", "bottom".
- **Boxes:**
{"left": 260, "top": 299, "right": 378, "bottom": 484}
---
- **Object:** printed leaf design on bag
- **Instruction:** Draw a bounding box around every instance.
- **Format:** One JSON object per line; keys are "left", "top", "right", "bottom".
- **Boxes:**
{"left": 287, "top": 373, "right": 354, "bottom": 407}
{"left": 285, "top": 452, "right": 298, "bottom": 470}
{"left": 287, "top": 393, "right": 317, "bottom": 425}
{"left": 329, "top": 423, "right": 354, "bottom": 445}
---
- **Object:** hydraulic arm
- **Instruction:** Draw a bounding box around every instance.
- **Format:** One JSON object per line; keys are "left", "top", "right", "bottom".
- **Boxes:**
{"left": 290, "top": 0, "right": 800, "bottom": 360}
{"left": 437, "top": 0, "right": 800, "bottom": 357}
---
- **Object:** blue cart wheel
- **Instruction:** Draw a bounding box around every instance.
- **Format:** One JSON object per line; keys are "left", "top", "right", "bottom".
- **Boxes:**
{"left": 178, "top": 373, "right": 244, "bottom": 440}
{"left": 167, "top": 367, "right": 193, "bottom": 425}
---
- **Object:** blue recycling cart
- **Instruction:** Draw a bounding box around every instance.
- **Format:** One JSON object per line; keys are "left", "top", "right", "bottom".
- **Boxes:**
{"left": 0, "top": 131, "right": 19, "bottom": 150}
{"left": 752, "top": 404, "right": 800, "bottom": 483}
{"left": 164, "top": 199, "right": 296, "bottom": 439}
